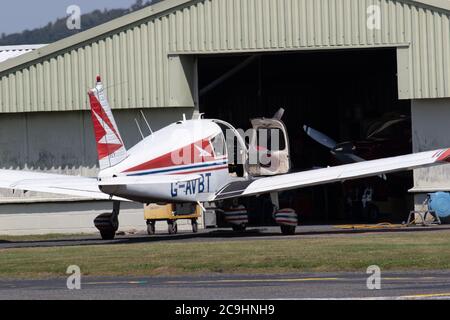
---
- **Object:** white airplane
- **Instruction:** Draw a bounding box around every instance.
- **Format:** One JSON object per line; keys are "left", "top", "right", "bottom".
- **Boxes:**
{"left": 1, "top": 76, "right": 450, "bottom": 239}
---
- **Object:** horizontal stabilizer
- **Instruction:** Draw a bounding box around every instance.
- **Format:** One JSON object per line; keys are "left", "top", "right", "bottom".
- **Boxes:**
{"left": 0, "top": 169, "right": 128, "bottom": 201}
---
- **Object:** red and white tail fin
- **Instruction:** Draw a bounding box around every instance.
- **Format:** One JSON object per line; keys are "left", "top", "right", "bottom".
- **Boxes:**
{"left": 88, "top": 76, "right": 127, "bottom": 170}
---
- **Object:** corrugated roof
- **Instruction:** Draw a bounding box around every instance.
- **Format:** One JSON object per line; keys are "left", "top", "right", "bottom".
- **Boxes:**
{"left": 0, "top": 0, "right": 191, "bottom": 74}
{"left": 0, "top": 0, "right": 448, "bottom": 75}
{"left": 0, "top": 45, "right": 46, "bottom": 63}
{"left": 413, "top": 0, "right": 450, "bottom": 12}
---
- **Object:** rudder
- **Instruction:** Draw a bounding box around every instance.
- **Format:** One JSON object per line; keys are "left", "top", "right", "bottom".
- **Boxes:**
{"left": 88, "top": 76, "right": 127, "bottom": 170}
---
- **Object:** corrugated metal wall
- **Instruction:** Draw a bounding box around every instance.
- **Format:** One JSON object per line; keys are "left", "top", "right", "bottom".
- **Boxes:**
{"left": 0, "top": 24, "right": 173, "bottom": 112}
{"left": 170, "top": 0, "right": 450, "bottom": 99}
{"left": 0, "top": 0, "right": 449, "bottom": 113}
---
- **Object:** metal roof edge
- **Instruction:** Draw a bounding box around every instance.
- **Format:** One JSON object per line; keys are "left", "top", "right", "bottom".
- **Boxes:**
{"left": 0, "top": 0, "right": 195, "bottom": 75}
{"left": 0, "top": 0, "right": 448, "bottom": 75}
{"left": 410, "top": 0, "right": 450, "bottom": 12}
{"left": 0, "top": 44, "right": 46, "bottom": 51}
{"left": 409, "top": 186, "right": 450, "bottom": 193}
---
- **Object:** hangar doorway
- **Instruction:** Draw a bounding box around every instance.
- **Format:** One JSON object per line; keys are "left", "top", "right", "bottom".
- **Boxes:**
{"left": 198, "top": 49, "right": 413, "bottom": 225}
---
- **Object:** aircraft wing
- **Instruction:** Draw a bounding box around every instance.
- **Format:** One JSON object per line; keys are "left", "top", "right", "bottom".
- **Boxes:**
{"left": 213, "top": 149, "right": 450, "bottom": 200}
{"left": 0, "top": 170, "right": 202, "bottom": 201}
{"left": 0, "top": 169, "right": 127, "bottom": 201}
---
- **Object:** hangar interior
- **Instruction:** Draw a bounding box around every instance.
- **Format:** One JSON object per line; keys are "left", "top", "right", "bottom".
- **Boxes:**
{"left": 199, "top": 48, "right": 413, "bottom": 225}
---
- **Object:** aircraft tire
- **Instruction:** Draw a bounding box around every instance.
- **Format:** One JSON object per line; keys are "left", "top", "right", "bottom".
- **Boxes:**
{"left": 232, "top": 224, "right": 247, "bottom": 232}
{"left": 280, "top": 225, "right": 296, "bottom": 235}
{"left": 100, "top": 229, "right": 116, "bottom": 240}
{"left": 94, "top": 211, "right": 119, "bottom": 240}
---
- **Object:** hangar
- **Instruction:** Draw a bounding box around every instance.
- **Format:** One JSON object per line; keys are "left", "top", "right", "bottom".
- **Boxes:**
{"left": 0, "top": 0, "right": 450, "bottom": 234}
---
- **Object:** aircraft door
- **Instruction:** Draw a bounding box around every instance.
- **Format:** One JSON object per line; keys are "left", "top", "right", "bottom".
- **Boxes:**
{"left": 247, "top": 118, "right": 291, "bottom": 176}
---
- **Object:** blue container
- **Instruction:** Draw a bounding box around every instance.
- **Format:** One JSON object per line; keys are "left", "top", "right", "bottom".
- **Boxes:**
{"left": 428, "top": 192, "right": 450, "bottom": 222}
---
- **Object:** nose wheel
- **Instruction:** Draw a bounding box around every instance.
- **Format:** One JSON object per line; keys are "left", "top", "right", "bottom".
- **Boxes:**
{"left": 94, "top": 201, "right": 120, "bottom": 240}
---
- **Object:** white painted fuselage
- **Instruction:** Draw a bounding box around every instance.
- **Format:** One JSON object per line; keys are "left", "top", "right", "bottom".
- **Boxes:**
{"left": 98, "top": 119, "right": 236, "bottom": 203}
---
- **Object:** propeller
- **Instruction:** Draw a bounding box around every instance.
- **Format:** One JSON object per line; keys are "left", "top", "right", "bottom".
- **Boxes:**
{"left": 303, "top": 125, "right": 361, "bottom": 164}
{"left": 303, "top": 125, "right": 338, "bottom": 150}
{"left": 303, "top": 125, "right": 387, "bottom": 180}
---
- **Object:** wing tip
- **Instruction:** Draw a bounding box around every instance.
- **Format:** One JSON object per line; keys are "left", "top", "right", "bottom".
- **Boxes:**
{"left": 437, "top": 149, "right": 450, "bottom": 163}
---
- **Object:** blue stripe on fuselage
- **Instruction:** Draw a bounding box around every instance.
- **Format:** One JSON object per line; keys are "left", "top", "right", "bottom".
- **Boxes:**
{"left": 126, "top": 160, "right": 228, "bottom": 176}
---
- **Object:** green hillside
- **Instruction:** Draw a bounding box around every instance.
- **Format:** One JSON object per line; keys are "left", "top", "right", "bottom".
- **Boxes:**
{"left": 0, "top": 0, "right": 155, "bottom": 45}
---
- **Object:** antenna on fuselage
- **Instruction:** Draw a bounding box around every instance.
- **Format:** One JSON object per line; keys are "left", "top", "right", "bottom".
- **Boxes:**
{"left": 140, "top": 110, "right": 153, "bottom": 135}
{"left": 134, "top": 118, "right": 145, "bottom": 140}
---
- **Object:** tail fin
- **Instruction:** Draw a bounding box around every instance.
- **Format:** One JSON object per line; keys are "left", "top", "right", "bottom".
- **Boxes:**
{"left": 88, "top": 76, "right": 127, "bottom": 170}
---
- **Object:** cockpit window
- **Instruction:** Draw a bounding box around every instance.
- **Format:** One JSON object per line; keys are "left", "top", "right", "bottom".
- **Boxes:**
{"left": 210, "top": 133, "right": 226, "bottom": 158}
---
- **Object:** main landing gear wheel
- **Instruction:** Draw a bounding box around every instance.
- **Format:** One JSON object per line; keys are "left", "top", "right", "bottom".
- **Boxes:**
{"left": 232, "top": 224, "right": 247, "bottom": 232}
{"left": 94, "top": 201, "right": 120, "bottom": 240}
{"left": 168, "top": 221, "right": 178, "bottom": 235}
{"left": 222, "top": 203, "right": 248, "bottom": 232}
{"left": 274, "top": 208, "right": 298, "bottom": 236}
{"left": 99, "top": 229, "right": 116, "bottom": 240}
{"left": 280, "top": 225, "right": 296, "bottom": 235}
{"left": 147, "top": 221, "right": 156, "bottom": 235}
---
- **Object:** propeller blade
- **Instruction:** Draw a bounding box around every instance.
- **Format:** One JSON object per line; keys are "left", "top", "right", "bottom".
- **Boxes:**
{"left": 303, "top": 125, "right": 337, "bottom": 149}
{"left": 273, "top": 108, "right": 285, "bottom": 120}
{"left": 331, "top": 152, "right": 366, "bottom": 164}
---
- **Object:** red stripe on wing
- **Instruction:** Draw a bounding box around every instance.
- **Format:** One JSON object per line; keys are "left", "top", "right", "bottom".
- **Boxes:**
{"left": 438, "top": 149, "right": 450, "bottom": 162}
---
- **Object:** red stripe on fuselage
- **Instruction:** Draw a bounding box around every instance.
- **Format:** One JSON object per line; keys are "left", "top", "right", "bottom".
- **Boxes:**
{"left": 123, "top": 138, "right": 217, "bottom": 173}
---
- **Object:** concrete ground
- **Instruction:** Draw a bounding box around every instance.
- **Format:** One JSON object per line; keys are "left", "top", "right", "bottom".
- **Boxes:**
{"left": 1, "top": 271, "right": 450, "bottom": 300}
{"left": 1, "top": 224, "right": 450, "bottom": 249}
{"left": 2, "top": 225, "right": 450, "bottom": 300}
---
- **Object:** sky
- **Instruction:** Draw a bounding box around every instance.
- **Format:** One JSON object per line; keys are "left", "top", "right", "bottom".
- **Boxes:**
{"left": 0, "top": 0, "right": 138, "bottom": 35}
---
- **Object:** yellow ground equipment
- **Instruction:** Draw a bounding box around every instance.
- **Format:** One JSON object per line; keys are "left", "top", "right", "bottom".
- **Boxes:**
{"left": 144, "top": 203, "right": 201, "bottom": 235}
{"left": 334, "top": 223, "right": 405, "bottom": 230}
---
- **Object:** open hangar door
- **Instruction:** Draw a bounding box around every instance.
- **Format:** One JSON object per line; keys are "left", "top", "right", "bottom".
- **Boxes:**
{"left": 198, "top": 48, "right": 412, "bottom": 226}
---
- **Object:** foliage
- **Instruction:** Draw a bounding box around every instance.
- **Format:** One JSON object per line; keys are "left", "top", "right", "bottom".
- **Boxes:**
{"left": 0, "top": 1, "right": 156, "bottom": 45}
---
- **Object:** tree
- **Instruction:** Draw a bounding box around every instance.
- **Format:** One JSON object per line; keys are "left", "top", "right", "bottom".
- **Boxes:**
{"left": 132, "top": 0, "right": 144, "bottom": 11}
{"left": 0, "top": 2, "right": 153, "bottom": 45}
